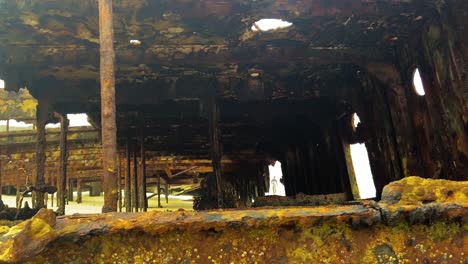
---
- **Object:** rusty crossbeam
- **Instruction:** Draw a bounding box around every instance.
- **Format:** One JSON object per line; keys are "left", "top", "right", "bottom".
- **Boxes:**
{"left": 99, "top": 0, "right": 118, "bottom": 212}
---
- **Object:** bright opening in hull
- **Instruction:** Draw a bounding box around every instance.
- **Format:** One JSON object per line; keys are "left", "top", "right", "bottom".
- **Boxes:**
{"left": 266, "top": 161, "right": 286, "bottom": 196}
{"left": 350, "top": 113, "right": 376, "bottom": 199}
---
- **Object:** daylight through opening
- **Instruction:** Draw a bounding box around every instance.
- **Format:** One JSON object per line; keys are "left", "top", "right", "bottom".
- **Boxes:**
{"left": 266, "top": 161, "right": 286, "bottom": 196}
{"left": 251, "top": 19, "right": 293, "bottom": 32}
{"left": 0, "top": 119, "right": 33, "bottom": 132}
{"left": 68, "top": 113, "right": 92, "bottom": 127}
{"left": 0, "top": 79, "right": 4, "bottom": 89}
{"left": 413, "top": 68, "right": 426, "bottom": 96}
{"left": 350, "top": 114, "right": 376, "bottom": 199}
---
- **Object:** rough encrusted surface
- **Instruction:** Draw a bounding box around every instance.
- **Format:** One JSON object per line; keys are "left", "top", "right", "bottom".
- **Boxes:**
{"left": 0, "top": 177, "right": 465, "bottom": 263}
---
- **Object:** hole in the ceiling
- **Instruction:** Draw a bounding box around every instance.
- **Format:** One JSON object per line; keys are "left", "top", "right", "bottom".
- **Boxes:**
{"left": 130, "top": 39, "right": 141, "bottom": 46}
{"left": 0, "top": 79, "right": 5, "bottom": 89}
{"left": 413, "top": 68, "right": 426, "bottom": 96}
{"left": 251, "top": 19, "right": 293, "bottom": 32}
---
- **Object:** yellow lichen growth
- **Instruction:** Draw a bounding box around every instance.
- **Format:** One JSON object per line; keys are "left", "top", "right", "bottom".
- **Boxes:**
{"left": 382, "top": 176, "right": 468, "bottom": 205}
{"left": 20, "top": 99, "right": 38, "bottom": 114}
{"left": 28, "top": 218, "right": 55, "bottom": 241}
{"left": 20, "top": 14, "right": 40, "bottom": 27}
{"left": 0, "top": 226, "right": 9, "bottom": 235}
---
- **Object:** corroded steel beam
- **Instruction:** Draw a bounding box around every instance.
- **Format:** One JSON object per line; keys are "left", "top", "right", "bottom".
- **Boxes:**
{"left": 34, "top": 102, "right": 48, "bottom": 209}
{"left": 210, "top": 99, "right": 223, "bottom": 208}
{"left": 98, "top": 0, "right": 118, "bottom": 212}
{"left": 56, "top": 113, "right": 68, "bottom": 215}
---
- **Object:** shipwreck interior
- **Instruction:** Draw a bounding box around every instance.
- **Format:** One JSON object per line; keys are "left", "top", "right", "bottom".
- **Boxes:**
{"left": 0, "top": 0, "right": 466, "bottom": 213}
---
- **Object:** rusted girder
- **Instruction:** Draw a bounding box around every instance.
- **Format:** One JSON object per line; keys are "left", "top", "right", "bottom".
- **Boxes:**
{"left": 98, "top": 0, "right": 118, "bottom": 212}
{"left": 125, "top": 134, "right": 131, "bottom": 212}
{"left": 139, "top": 128, "right": 147, "bottom": 212}
{"left": 34, "top": 102, "right": 49, "bottom": 209}
{"left": 132, "top": 140, "right": 139, "bottom": 212}
{"left": 210, "top": 99, "right": 223, "bottom": 208}
{"left": 55, "top": 113, "right": 69, "bottom": 215}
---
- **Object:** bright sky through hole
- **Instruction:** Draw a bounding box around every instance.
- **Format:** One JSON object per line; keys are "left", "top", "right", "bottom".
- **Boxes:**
{"left": 252, "top": 19, "right": 293, "bottom": 31}
{"left": 353, "top": 113, "right": 361, "bottom": 128}
{"left": 0, "top": 79, "right": 5, "bottom": 89}
{"left": 0, "top": 119, "right": 32, "bottom": 128}
{"left": 67, "top": 114, "right": 91, "bottom": 127}
{"left": 350, "top": 114, "right": 376, "bottom": 199}
{"left": 46, "top": 114, "right": 91, "bottom": 128}
{"left": 413, "top": 68, "right": 425, "bottom": 96}
{"left": 266, "top": 161, "right": 286, "bottom": 196}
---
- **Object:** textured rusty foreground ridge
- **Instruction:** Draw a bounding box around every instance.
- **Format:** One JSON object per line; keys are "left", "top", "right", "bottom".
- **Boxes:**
{"left": 0, "top": 177, "right": 467, "bottom": 263}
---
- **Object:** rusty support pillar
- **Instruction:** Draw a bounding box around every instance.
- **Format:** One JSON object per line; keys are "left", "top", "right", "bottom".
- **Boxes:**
{"left": 157, "top": 173, "right": 162, "bottom": 208}
{"left": 132, "top": 142, "right": 139, "bottom": 212}
{"left": 125, "top": 134, "right": 131, "bottom": 212}
{"left": 57, "top": 113, "right": 68, "bottom": 215}
{"left": 31, "top": 167, "right": 36, "bottom": 208}
{"left": 139, "top": 131, "right": 147, "bottom": 212}
{"left": 67, "top": 176, "right": 73, "bottom": 202}
{"left": 165, "top": 182, "right": 169, "bottom": 204}
{"left": 210, "top": 99, "right": 223, "bottom": 208}
{"left": 118, "top": 157, "right": 122, "bottom": 212}
{"left": 99, "top": 0, "right": 118, "bottom": 212}
{"left": 76, "top": 176, "right": 82, "bottom": 204}
{"left": 35, "top": 102, "right": 48, "bottom": 209}
{"left": 0, "top": 159, "right": 3, "bottom": 200}
{"left": 15, "top": 169, "right": 20, "bottom": 208}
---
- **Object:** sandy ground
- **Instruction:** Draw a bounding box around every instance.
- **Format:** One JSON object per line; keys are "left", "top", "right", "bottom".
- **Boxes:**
{"left": 1, "top": 192, "right": 194, "bottom": 214}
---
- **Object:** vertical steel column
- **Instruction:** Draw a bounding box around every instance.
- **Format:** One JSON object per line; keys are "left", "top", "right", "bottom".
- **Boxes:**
{"left": 125, "top": 134, "right": 131, "bottom": 212}
{"left": 35, "top": 102, "right": 48, "bottom": 209}
{"left": 132, "top": 141, "right": 139, "bottom": 211}
{"left": 57, "top": 113, "right": 68, "bottom": 215}
{"left": 140, "top": 131, "right": 147, "bottom": 211}
{"left": 98, "top": 0, "right": 118, "bottom": 212}
{"left": 118, "top": 156, "right": 122, "bottom": 212}
{"left": 76, "top": 176, "right": 82, "bottom": 204}
{"left": 67, "top": 175, "right": 73, "bottom": 202}
{"left": 210, "top": 99, "right": 223, "bottom": 208}
{"left": 157, "top": 173, "right": 161, "bottom": 208}
{"left": 0, "top": 159, "right": 3, "bottom": 201}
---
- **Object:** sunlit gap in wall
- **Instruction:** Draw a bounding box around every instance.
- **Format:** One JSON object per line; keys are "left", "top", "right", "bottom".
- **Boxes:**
{"left": 68, "top": 113, "right": 91, "bottom": 127}
{"left": 265, "top": 161, "right": 286, "bottom": 196}
{"left": 252, "top": 19, "right": 293, "bottom": 32}
{"left": 350, "top": 114, "right": 376, "bottom": 199}
{"left": 413, "top": 68, "right": 426, "bottom": 96}
{"left": 0, "top": 119, "right": 33, "bottom": 132}
{"left": 46, "top": 113, "right": 92, "bottom": 128}
{"left": 0, "top": 79, "right": 5, "bottom": 89}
